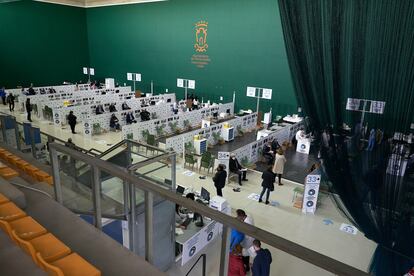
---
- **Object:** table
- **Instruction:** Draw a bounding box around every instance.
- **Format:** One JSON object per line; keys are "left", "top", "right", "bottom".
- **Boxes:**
{"left": 283, "top": 115, "right": 303, "bottom": 124}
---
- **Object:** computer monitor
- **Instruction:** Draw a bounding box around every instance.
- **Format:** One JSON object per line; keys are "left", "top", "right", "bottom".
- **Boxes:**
{"left": 212, "top": 112, "right": 218, "bottom": 118}
{"left": 200, "top": 187, "right": 210, "bottom": 202}
{"left": 226, "top": 108, "right": 231, "bottom": 114}
{"left": 176, "top": 185, "right": 185, "bottom": 194}
{"left": 167, "top": 99, "right": 172, "bottom": 103}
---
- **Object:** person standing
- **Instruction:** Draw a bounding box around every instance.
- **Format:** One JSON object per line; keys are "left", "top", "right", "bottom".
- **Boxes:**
{"left": 0, "top": 87, "right": 6, "bottom": 105}
{"left": 229, "top": 154, "right": 248, "bottom": 186}
{"left": 213, "top": 164, "right": 227, "bottom": 196}
{"left": 236, "top": 209, "right": 255, "bottom": 272}
{"left": 7, "top": 93, "right": 15, "bottom": 112}
{"left": 228, "top": 245, "right": 246, "bottom": 276}
{"left": 67, "top": 111, "right": 77, "bottom": 134}
{"left": 367, "top": 128, "right": 376, "bottom": 151}
{"left": 25, "top": 98, "right": 32, "bottom": 122}
{"left": 258, "top": 166, "right": 276, "bottom": 204}
{"left": 272, "top": 149, "right": 286, "bottom": 186}
{"left": 251, "top": 240, "right": 272, "bottom": 276}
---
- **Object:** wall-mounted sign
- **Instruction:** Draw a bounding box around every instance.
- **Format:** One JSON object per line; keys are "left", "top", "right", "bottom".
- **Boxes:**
{"left": 192, "top": 20, "right": 211, "bottom": 68}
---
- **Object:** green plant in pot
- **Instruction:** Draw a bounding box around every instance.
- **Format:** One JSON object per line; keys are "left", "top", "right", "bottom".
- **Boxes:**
{"left": 141, "top": 129, "right": 150, "bottom": 141}
{"left": 151, "top": 112, "right": 157, "bottom": 119}
{"left": 236, "top": 125, "right": 244, "bottom": 137}
{"left": 168, "top": 122, "right": 180, "bottom": 135}
{"left": 183, "top": 119, "right": 192, "bottom": 131}
{"left": 184, "top": 141, "right": 196, "bottom": 154}
{"left": 212, "top": 131, "right": 221, "bottom": 145}
{"left": 155, "top": 124, "right": 166, "bottom": 138}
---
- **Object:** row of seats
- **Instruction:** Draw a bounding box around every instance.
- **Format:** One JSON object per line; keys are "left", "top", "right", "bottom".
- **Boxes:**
{"left": 0, "top": 192, "right": 101, "bottom": 276}
{"left": 0, "top": 148, "right": 53, "bottom": 185}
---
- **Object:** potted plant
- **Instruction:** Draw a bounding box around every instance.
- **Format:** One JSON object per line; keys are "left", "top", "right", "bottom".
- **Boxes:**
{"left": 241, "top": 156, "right": 256, "bottom": 169}
{"left": 211, "top": 131, "right": 221, "bottom": 145}
{"left": 218, "top": 137, "right": 225, "bottom": 145}
{"left": 155, "top": 124, "right": 166, "bottom": 138}
{"left": 236, "top": 125, "right": 244, "bottom": 137}
{"left": 141, "top": 129, "right": 150, "bottom": 141}
{"left": 151, "top": 112, "right": 157, "bottom": 119}
{"left": 184, "top": 141, "right": 196, "bottom": 154}
{"left": 183, "top": 119, "right": 192, "bottom": 131}
{"left": 168, "top": 122, "right": 180, "bottom": 135}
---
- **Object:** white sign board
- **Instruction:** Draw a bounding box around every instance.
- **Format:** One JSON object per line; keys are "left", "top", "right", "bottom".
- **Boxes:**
{"left": 201, "top": 119, "right": 211, "bottom": 129}
{"left": 127, "top": 73, "right": 133, "bottom": 81}
{"left": 246, "top": 87, "right": 256, "bottom": 97}
{"left": 346, "top": 98, "right": 361, "bottom": 111}
{"left": 296, "top": 139, "right": 311, "bottom": 155}
{"left": 135, "top": 73, "right": 142, "bottom": 82}
{"left": 262, "top": 88, "right": 272, "bottom": 100}
{"left": 177, "top": 78, "right": 184, "bottom": 88}
{"left": 188, "top": 80, "right": 195, "bottom": 89}
{"left": 83, "top": 67, "right": 88, "bottom": 75}
{"left": 218, "top": 152, "right": 230, "bottom": 160}
{"left": 411, "top": 123, "right": 414, "bottom": 130}
{"left": 339, "top": 223, "right": 358, "bottom": 235}
{"left": 89, "top": 68, "right": 95, "bottom": 76}
{"left": 369, "top": 101, "right": 385, "bottom": 114}
{"left": 386, "top": 154, "right": 407, "bottom": 176}
{"left": 302, "top": 174, "right": 321, "bottom": 214}
{"left": 181, "top": 221, "right": 220, "bottom": 265}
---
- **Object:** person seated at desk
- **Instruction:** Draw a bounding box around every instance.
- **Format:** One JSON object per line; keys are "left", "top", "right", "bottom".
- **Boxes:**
{"left": 230, "top": 154, "right": 248, "bottom": 186}
{"left": 110, "top": 114, "right": 121, "bottom": 130}
{"left": 263, "top": 141, "right": 274, "bottom": 165}
{"left": 175, "top": 193, "right": 198, "bottom": 229}
{"left": 28, "top": 84, "right": 36, "bottom": 95}
{"left": 121, "top": 102, "right": 131, "bottom": 110}
{"left": 95, "top": 104, "right": 105, "bottom": 114}
{"left": 109, "top": 103, "right": 117, "bottom": 112}
{"left": 172, "top": 102, "right": 179, "bottom": 114}
{"left": 140, "top": 109, "right": 151, "bottom": 121}
{"left": 126, "top": 112, "right": 137, "bottom": 124}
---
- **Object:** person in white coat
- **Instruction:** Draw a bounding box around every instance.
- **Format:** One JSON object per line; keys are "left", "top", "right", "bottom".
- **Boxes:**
{"left": 236, "top": 209, "right": 255, "bottom": 272}
{"left": 273, "top": 149, "right": 287, "bottom": 186}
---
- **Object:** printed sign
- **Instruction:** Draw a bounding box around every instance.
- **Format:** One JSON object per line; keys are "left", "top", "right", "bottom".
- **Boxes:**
{"left": 246, "top": 87, "right": 256, "bottom": 97}
{"left": 188, "top": 80, "right": 196, "bottom": 89}
{"left": 127, "top": 73, "right": 133, "bottom": 81}
{"left": 83, "top": 67, "right": 88, "bottom": 75}
{"left": 386, "top": 154, "right": 407, "bottom": 176}
{"left": 339, "top": 223, "right": 358, "bottom": 235}
{"left": 369, "top": 100, "right": 386, "bottom": 114}
{"left": 135, "top": 73, "right": 142, "bottom": 82}
{"left": 218, "top": 152, "right": 230, "bottom": 160}
{"left": 296, "top": 139, "right": 310, "bottom": 155}
{"left": 302, "top": 174, "right": 321, "bottom": 214}
{"left": 262, "top": 88, "right": 272, "bottom": 100}
{"left": 89, "top": 68, "right": 95, "bottom": 76}
{"left": 181, "top": 221, "right": 219, "bottom": 265}
{"left": 346, "top": 98, "right": 361, "bottom": 111}
{"left": 177, "top": 78, "right": 184, "bottom": 88}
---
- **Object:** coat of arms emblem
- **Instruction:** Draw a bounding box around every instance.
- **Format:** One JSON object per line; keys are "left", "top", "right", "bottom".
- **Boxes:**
{"left": 194, "top": 21, "right": 208, "bottom": 53}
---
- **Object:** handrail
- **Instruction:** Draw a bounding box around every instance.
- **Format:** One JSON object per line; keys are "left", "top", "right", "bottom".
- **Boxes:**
{"left": 48, "top": 142, "right": 369, "bottom": 276}
{"left": 186, "top": 254, "right": 206, "bottom": 276}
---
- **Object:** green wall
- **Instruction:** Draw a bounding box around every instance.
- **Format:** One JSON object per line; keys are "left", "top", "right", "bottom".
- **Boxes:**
{"left": 0, "top": 0, "right": 89, "bottom": 88}
{"left": 86, "top": 0, "right": 297, "bottom": 114}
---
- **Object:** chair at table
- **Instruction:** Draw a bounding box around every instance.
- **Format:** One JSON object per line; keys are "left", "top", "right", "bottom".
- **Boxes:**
{"left": 185, "top": 154, "right": 197, "bottom": 169}
{"left": 199, "top": 152, "right": 213, "bottom": 174}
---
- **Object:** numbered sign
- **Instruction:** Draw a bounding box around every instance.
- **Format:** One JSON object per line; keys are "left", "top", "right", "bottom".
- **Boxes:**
{"left": 127, "top": 73, "right": 133, "bottom": 81}
{"left": 346, "top": 98, "right": 361, "bottom": 111}
{"left": 302, "top": 174, "right": 321, "bottom": 214}
{"left": 369, "top": 101, "right": 385, "bottom": 114}
{"left": 246, "top": 87, "right": 256, "bottom": 97}
{"left": 262, "top": 88, "right": 272, "bottom": 100}
{"left": 177, "top": 78, "right": 184, "bottom": 88}
{"left": 188, "top": 80, "right": 195, "bottom": 89}
{"left": 218, "top": 152, "right": 230, "bottom": 160}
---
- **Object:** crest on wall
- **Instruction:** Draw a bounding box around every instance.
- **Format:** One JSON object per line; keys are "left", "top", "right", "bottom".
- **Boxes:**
{"left": 194, "top": 21, "right": 208, "bottom": 53}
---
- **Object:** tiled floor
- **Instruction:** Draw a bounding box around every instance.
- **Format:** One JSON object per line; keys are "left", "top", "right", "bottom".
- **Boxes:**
{"left": 0, "top": 104, "right": 376, "bottom": 275}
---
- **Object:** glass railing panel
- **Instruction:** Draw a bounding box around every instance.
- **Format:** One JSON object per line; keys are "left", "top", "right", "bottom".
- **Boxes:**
{"left": 133, "top": 156, "right": 172, "bottom": 189}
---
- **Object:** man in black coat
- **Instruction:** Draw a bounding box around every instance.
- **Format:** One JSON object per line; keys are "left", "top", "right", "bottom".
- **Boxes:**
{"left": 25, "top": 98, "right": 32, "bottom": 122}
{"left": 258, "top": 166, "right": 276, "bottom": 204}
{"left": 251, "top": 240, "right": 272, "bottom": 276}
{"left": 67, "top": 111, "right": 77, "bottom": 134}
{"left": 213, "top": 164, "right": 227, "bottom": 196}
{"left": 229, "top": 154, "right": 247, "bottom": 186}
{"left": 7, "top": 93, "right": 15, "bottom": 112}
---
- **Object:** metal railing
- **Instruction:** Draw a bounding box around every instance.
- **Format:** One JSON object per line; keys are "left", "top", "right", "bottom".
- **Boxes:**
{"left": 186, "top": 254, "right": 206, "bottom": 276}
{"left": 48, "top": 142, "right": 369, "bottom": 276}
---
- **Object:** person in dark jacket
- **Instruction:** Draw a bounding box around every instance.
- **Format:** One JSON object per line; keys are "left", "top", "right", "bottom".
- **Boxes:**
{"left": 251, "top": 240, "right": 272, "bottom": 276}
{"left": 95, "top": 104, "right": 105, "bottom": 114}
{"left": 67, "top": 111, "right": 77, "bottom": 134}
{"left": 229, "top": 154, "right": 247, "bottom": 186}
{"left": 109, "top": 103, "right": 117, "bottom": 112}
{"left": 262, "top": 141, "right": 274, "bottom": 165}
{"left": 110, "top": 114, "right": 121, "bottom": 130}
{"left": 25, "top": 98, "right": 32, "bottom": 122}
{"left": 213, "top": 164, "right": 227, "bottom": 196}
{"left": 126, "top": 112, "right": 137, "bottom": 124}
{"left": 0, "top": 87, "right": 6, "bottom": 105}
{"left": 7, "top": 93, "right": 15, "bottom": 112}
{"left": 258, "top": 166, "right": 276, "bottom": 204}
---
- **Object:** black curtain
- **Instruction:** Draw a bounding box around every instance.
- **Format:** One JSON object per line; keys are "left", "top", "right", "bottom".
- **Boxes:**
{"left": 278, "top": 1, "right": 414, "bottom": 275}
